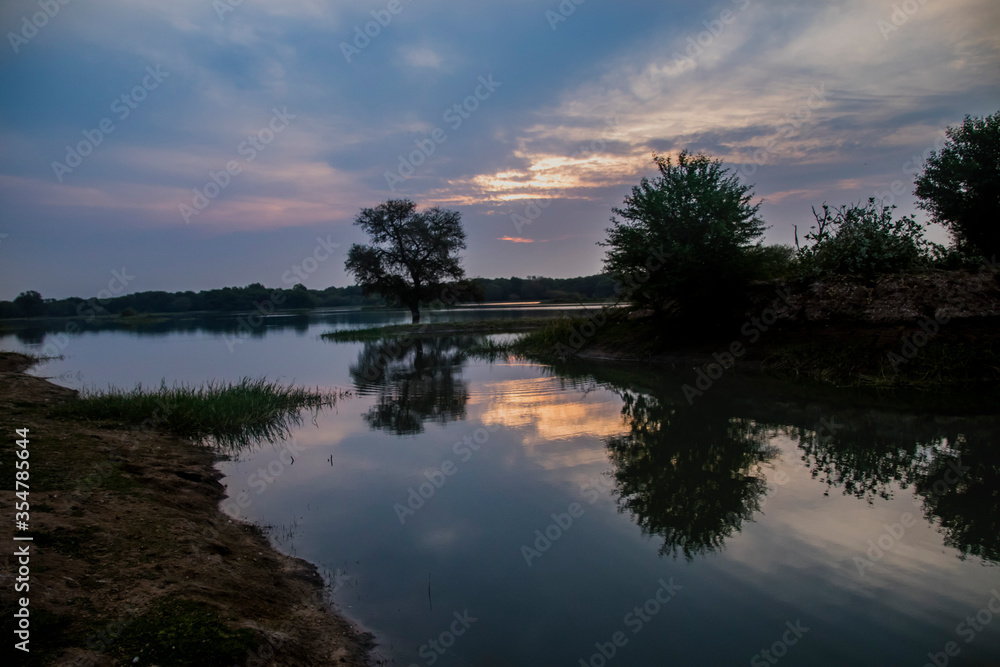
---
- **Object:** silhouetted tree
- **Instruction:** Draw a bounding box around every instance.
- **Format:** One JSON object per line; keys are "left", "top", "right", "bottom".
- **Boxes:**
{"left": 914, "top": 111, "right": 1000, "bottom": 259}
{"left": 601, "top": 151, "right": 765, "bottom": 319}
{"left": 14, "top": 290, "right": 44, "bottom": 317}
{"left": 345, "top": 199, "right": 466, "bottom": 323}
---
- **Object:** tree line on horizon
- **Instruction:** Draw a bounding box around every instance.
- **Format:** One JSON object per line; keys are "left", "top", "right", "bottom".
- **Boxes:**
{"left": 0, "top": 274, "right": 620, "bottom": 320}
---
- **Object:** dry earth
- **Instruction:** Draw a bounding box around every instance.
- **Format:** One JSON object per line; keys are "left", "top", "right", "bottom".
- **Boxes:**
{"left": 0, "top": 352, "right": 375, "bottom": 666}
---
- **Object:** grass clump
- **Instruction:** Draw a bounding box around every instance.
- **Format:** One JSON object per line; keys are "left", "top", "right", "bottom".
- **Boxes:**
{"left": 57, "top": 377, "right": 346, "bottom": 449}
{"left": 321, "top": 317, "right": 563, "bottom": 342}
{"left": 109, "top": 597, "right": 259, "bottom": 667}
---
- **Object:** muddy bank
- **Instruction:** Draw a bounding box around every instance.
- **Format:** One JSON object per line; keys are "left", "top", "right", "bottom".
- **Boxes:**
{"left": 0, "top": 352, "right": 374, "bottom": 666}
{"left": 548, "top": 270, "right": 1000, "bottom": 386}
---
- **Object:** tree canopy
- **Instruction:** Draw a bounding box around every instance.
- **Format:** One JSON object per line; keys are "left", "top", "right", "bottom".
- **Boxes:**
{"left": 13, "top": 290, "right": 44, "bottom": 317}
{"left": 345, "top": 199, "right": 467, "bottom": 323}
{"left": 914, "top": 110, "right": 1000, "bottom": 260}
{"left": 601, "top": 151, "right": 766, "bottom": 318}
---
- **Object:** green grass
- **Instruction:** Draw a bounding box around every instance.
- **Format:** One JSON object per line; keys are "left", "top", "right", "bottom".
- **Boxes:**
{"left": 56, "top": 377, "right": 347, "bottom": 450}
{"left": 321, "top": 316, "right": 570, "bottom": 342}
{"left": 109, "top": 597, "right": 259, "bottom": 667}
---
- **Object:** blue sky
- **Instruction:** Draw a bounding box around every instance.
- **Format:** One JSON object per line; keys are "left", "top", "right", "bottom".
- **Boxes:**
{"left": 1, "top": 0, "right": 998, "bottom": 299}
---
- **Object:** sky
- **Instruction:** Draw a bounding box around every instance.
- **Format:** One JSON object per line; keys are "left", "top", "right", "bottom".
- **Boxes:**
{"left": 0, "top": 0, "right": 998, "bottom": 300}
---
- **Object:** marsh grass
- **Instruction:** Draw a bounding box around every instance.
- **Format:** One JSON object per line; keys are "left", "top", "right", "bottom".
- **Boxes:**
{"left": 8, "top": 351, "right": 63, "bottom": 369}
{"left": 58, "top": 377, "right": 348, "bottom": 450}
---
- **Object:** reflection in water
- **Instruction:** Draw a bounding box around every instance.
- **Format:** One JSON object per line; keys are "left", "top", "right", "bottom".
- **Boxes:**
{"left": 13, "top": 328, "right": 46, "bottom": 345}
{"left": 607, "top": 391, "right": 778, "bottom": 560}
{"left": 349, "top": 337, "right": 470, "bottom": 435}
{"left": 206, "top": 406, "right": 324, "bottom": 456}
{"left": 916, "top": 439, "right": 1000, "bottom": 562}
{"left": 547, "top": 360, "right": 1000, "bottom": 566}
{"left": 785, "top": 410, "right": 1000, "bottom": 563}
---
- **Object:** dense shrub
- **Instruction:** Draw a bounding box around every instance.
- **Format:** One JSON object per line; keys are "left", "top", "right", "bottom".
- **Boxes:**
{"left": 746, "top": 244, "right": 797, "bottom": 281}
{"left": 601, "top": 151, "right": 766, "bottom": 316}
{"left": 795, "top": 199, "right": 937, "bottom": 278}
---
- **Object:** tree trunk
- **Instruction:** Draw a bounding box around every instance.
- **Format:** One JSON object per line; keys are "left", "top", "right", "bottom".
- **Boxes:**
{"left": 409, "top": 302, "right": 420, "bottom": 324}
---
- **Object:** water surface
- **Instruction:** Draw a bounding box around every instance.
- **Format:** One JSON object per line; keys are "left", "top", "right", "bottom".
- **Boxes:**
{"left": 4, "top": 308, "right": 999, "bottom": 666}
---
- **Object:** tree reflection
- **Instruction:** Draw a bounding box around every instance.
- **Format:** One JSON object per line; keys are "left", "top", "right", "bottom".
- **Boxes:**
{"left": 570, "top": 355, "right": 1000, "bottom": 565}
{"left": 783, "top": 410, "right": 1000, "bottom": 564}
{"left": 914, "top": 435, "right": 1000, "bottom": 562}
{"left": 349, "top": 336, "right": 470, "bottom": 435}
{"left": 607, "top": 391, "right": 778, "bottom": 560}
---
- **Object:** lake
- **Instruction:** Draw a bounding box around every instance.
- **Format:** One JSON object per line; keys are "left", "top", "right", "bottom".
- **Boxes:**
{"left": 4, "top": 306, "right": 1000, "bottom": 666}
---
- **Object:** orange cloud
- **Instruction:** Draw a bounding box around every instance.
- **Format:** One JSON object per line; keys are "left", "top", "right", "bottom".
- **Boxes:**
{"left": 498, "top": 236, "right": 535, "bottom": 243}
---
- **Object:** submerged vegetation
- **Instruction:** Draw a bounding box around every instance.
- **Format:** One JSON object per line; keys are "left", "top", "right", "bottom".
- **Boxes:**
{"left": 56, "top": 377, "right": 347, "bottom": 450}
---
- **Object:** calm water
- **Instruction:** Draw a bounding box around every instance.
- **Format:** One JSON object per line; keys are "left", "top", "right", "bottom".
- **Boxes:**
{"left": 4, "top": 307, "right": 1000, "bottom": 666}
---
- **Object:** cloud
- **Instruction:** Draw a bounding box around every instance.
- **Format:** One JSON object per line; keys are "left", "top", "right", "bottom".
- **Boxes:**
{"left": 399, "top": 45, "right": 446, "bottom": 70}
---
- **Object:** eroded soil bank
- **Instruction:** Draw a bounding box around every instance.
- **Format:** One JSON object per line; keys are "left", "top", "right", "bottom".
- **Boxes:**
{"left": 0, "top": 352, "right": 374, "bottom": 666}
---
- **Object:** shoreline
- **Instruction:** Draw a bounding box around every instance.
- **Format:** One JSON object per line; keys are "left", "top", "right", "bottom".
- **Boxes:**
{"left": 0, "top": 351, "right": 375, "bottom": 666}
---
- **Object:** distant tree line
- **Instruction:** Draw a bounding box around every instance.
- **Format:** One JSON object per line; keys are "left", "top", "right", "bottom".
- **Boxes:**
{"left": 0, "top": 283, "right": 374, "bottom": 320}
{"left": 476, "top": 274, "right": 618, "bottom": 302}
{"left": 0, "top": 275, "right": 619, "bottom": 320}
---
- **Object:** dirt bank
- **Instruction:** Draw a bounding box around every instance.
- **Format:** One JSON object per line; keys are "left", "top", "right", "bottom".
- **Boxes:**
{"left": 0, "top": 352, "right": 375, "bottom": 666}
{"left": 562, "top": 270, "right": 1000, "bottom": 386}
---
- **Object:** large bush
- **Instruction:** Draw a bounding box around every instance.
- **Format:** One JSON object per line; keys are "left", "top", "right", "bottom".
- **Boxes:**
{"left": 795, "top": 198, "right": 937, "bottom": 278}
{"left": 745, "top": 244, "right": 797, "bottom": 281}
{"left": 914, "top": 110, "right": 1000, "bottom": 260}
{"left": 601, "top": 151, "right": 766, "bottom": 316}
